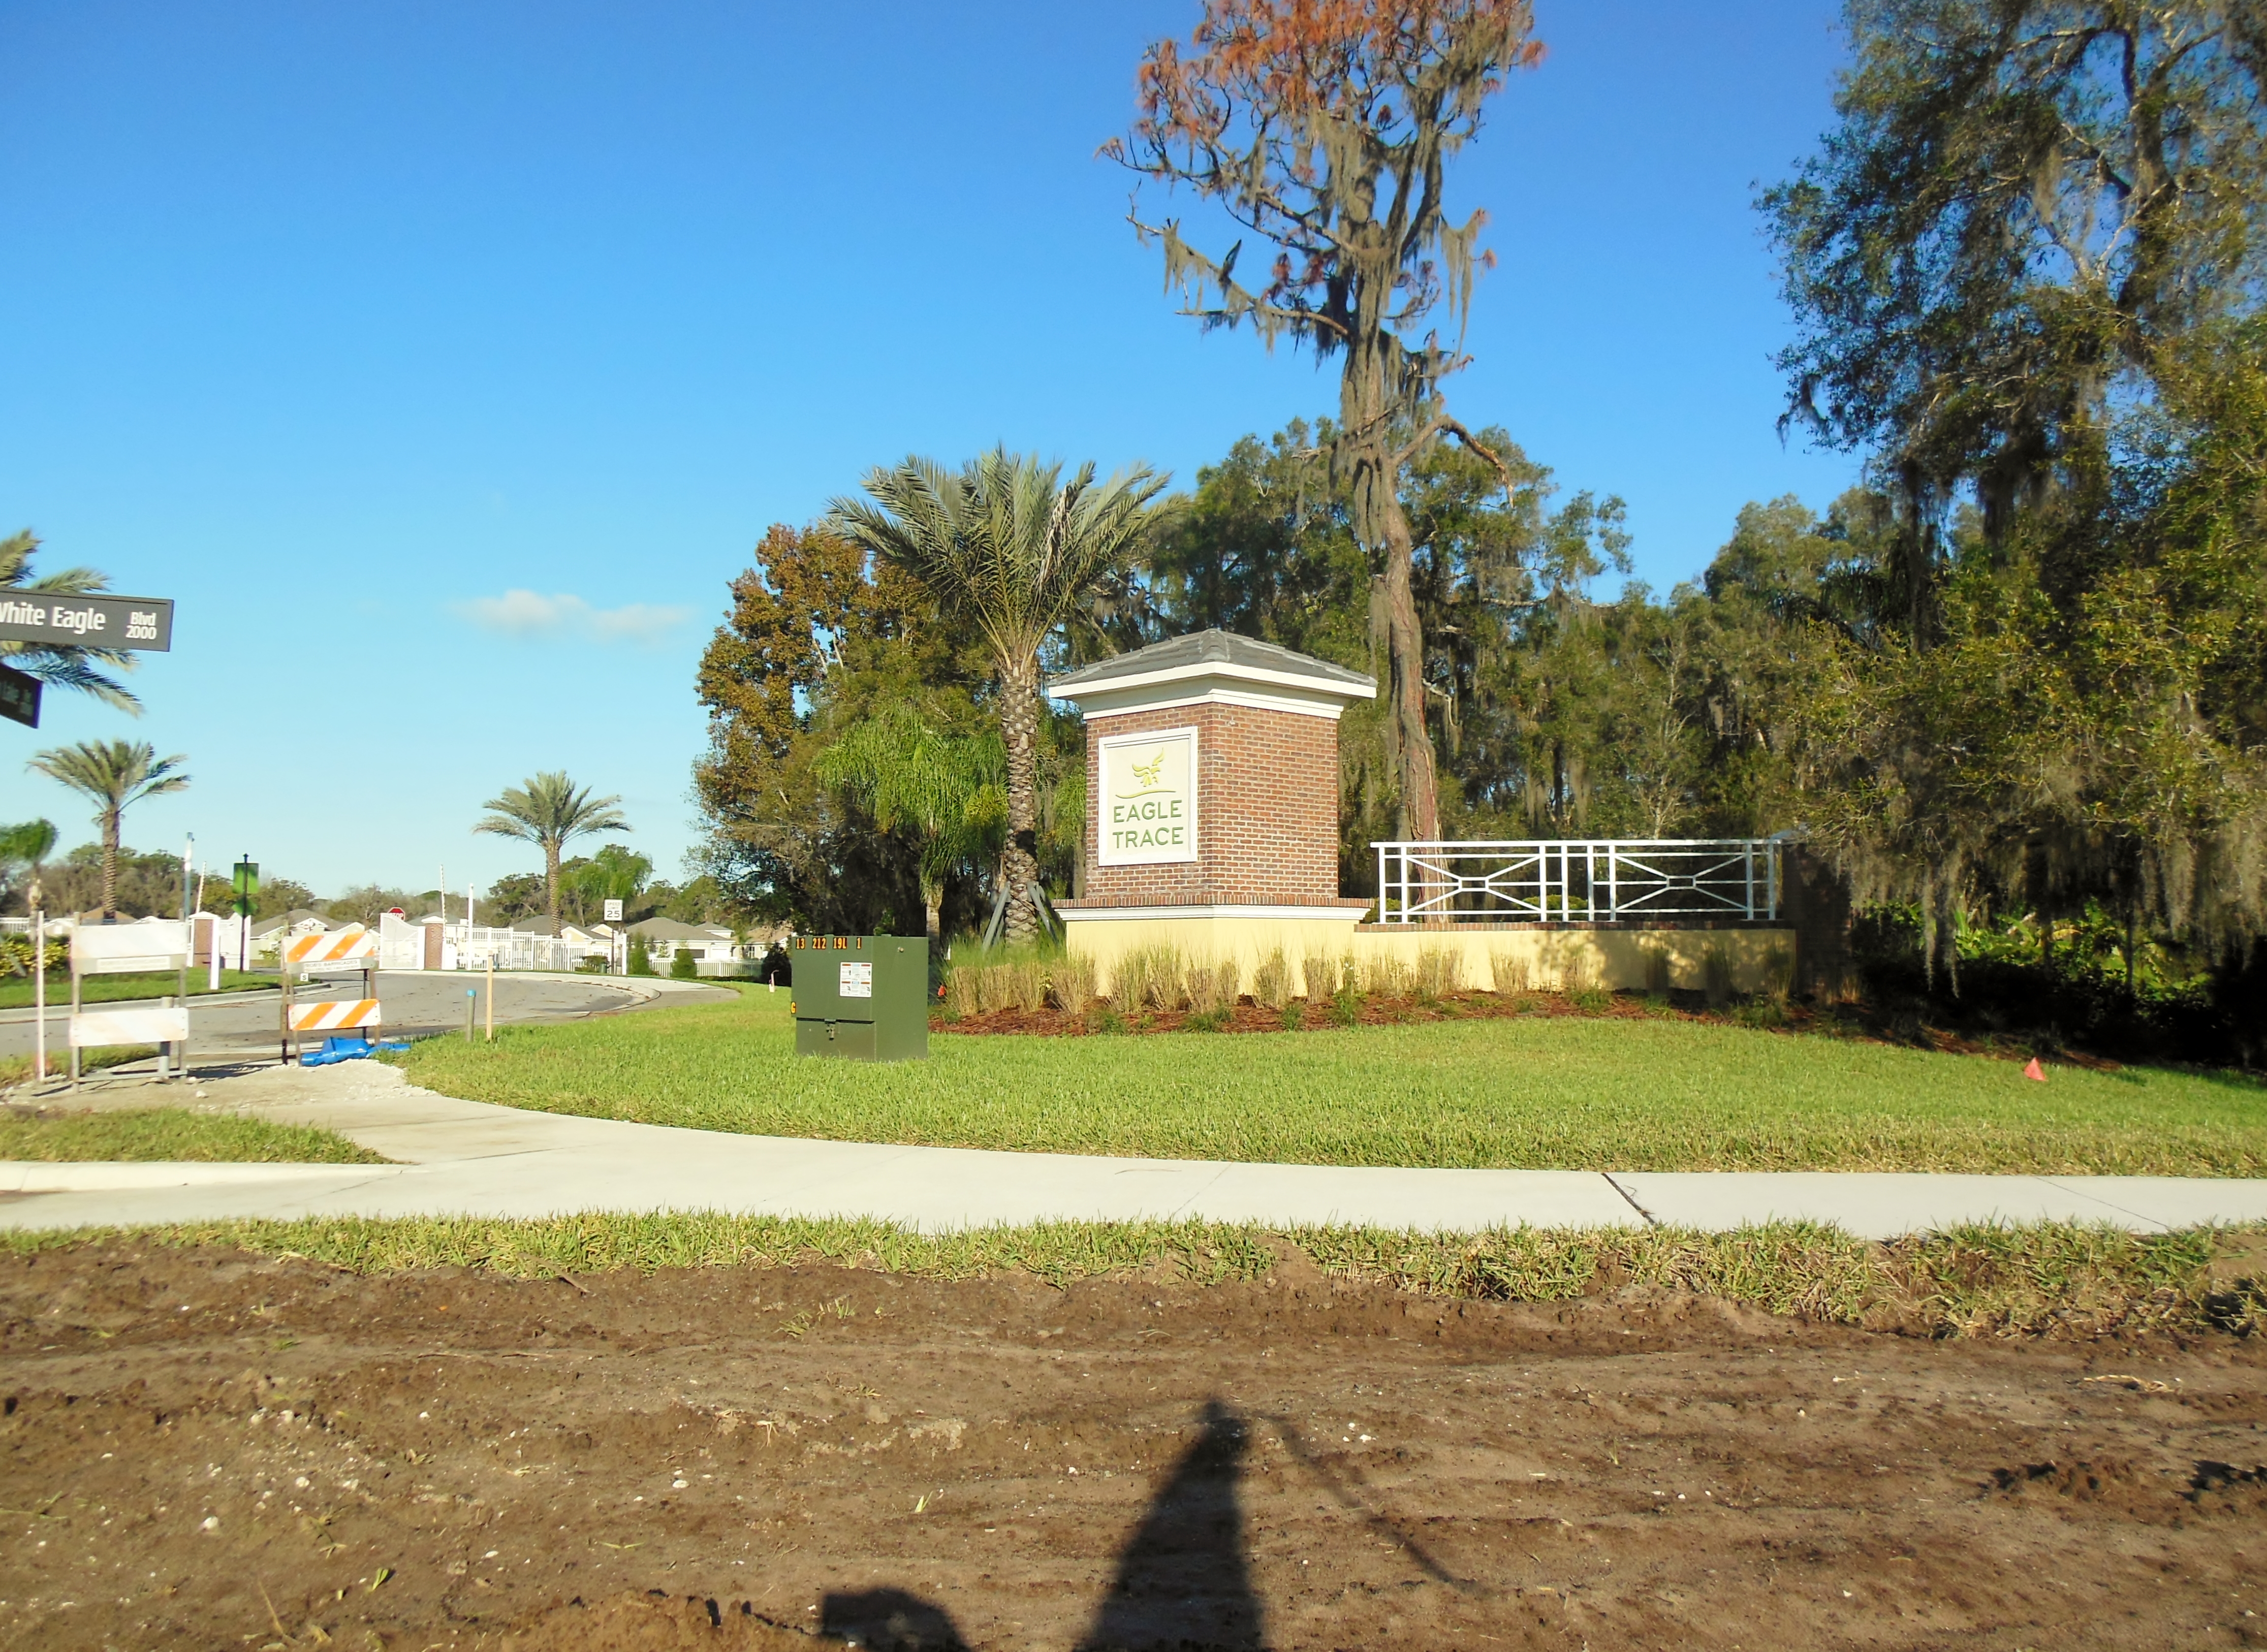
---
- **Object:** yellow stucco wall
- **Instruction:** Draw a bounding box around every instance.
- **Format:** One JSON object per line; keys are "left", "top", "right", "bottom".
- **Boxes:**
{"left": 1064, "top": 915, "right": 1795, "bottom": 998}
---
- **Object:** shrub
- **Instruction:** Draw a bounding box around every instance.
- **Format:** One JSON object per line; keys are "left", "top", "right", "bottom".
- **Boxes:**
{"left": 0, "top": 936, "right": 66, "bottom": 978}
{"left": 669, "top": 948, "right": 699, "bottom": 980}
{"left": 627, "top": 938, "right": 655, "bottom": 977}
{"left": 1300, "top": 953, "right": 1339, "bottom": 1000}
{"left": 1048, "top": 953, "right": 1096, "bottom": 1012}
{"left": 1488, "top": 950, "right": 1529, "bottom": 995}
{"left": 1251, "top": 949, "right": 1290, "bottom": 1010}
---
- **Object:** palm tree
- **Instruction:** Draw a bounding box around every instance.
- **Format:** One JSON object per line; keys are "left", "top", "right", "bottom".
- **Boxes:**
{"left": 817, "top": 707, "right": 1006, "bottom": 944}
{"left": 831, "top": 451, "right": 1166, "bottom": 939}
{"left": 475, "top": 772, "right": 629, "bottom": 924}
{"left": 569, "top": 843, "right": 653, "bottom": 927}
{"left": 25, "top": 741, "right": 190, "bottom": 916}
{"left": 1, "top": 817, "right": 59, "bottom": 915}
{"left": 2, "top": 531, "right": 141, "bottom": 711}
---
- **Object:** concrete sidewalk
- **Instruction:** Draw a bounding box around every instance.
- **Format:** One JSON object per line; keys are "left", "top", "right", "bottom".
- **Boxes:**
{"left": 4, "top": 1061, "right": 2265, "bottom": 1239}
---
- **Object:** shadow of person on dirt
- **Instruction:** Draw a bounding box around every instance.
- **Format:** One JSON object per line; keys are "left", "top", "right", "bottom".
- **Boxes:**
{"left": 820, "top": 1585, "right": 968, "bottom": 1650}
{"left": 809, "top": 1399, "right": 1262, "bottom": 1651}
{"left": 1074, "top": 1397, "right": 1264, "bottom": 1652}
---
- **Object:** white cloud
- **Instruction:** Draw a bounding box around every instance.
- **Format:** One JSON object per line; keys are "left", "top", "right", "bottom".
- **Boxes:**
{"left": 452, "top": 589, "right": 692, "bottom": 647}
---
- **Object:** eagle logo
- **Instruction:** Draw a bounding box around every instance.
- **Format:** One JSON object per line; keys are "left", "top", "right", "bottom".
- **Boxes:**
{"left": 1129, "top": 751, "right": 1166, "bottom": 788}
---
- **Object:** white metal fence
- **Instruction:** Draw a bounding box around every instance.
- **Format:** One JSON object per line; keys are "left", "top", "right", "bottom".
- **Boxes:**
{"left": 1372, "top": 839, "right": 1783, "bottom": 925}
{"left": 449, "top": 925, "right": 607, "bottom": 973}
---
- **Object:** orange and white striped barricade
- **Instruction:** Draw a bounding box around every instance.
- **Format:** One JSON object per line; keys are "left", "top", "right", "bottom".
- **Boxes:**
{"left": 280, "top": 924, "right": 384, "bottom": 1058}
{"left": 288, "top": 997, "right": 383, "bottom": 1034}
{"left": 285, "top": 925, "right": 379, "bottom": 968}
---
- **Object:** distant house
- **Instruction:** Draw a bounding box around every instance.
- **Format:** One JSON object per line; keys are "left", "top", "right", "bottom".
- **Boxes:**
{"left": 507, "top": 916, "right": 606, "bottom": 952}
{"left": 237, "top": 909, "right": 334, "bottom": 960}
{"left": 622, "top": 916, "right": 738, "bottom": 964}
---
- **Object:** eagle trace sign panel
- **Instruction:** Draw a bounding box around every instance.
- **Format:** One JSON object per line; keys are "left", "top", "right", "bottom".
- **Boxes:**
{"left": 1097, "top": 726, "right": 1198, "bottom": 866}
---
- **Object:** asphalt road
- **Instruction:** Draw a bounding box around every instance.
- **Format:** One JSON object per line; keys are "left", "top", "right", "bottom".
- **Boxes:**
{"left": 0, "top": 971, "right": 730, "bottom": 1068}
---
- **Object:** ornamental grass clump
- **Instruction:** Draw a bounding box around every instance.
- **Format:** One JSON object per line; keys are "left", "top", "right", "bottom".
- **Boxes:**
{"left": 1048, "top": 953, "right": 1095, "bottom": 1012}
{"left": 1251, "top": 949, "right": 1291, "bottom": 1010}
{"left": 1489, "top": 950, "right": 1529, "bottom": 995}
{"left": 1300, "top": 953, "right": 1339, "bottom": 1001}
{"left": 1414, "top": 947, "right": 1462, "bottom": 999}
{"left": 1006, "top": 959, "right": 1049, "bottom": 1014}
{"left": 1112, "top": 943, "right": 1188, "bottom": 1013}
{"left": 1362, "top": 955, "right": 1412, "bottom": 1001}
{"left": 1703, "top": 942, "right": 1736, "bottom": 1008}
{"left": 943, "top": 963, "right": 980, "bottom": 1020}
{"left": 1186, "top": 957, "right": 1241, "bottom": 1015}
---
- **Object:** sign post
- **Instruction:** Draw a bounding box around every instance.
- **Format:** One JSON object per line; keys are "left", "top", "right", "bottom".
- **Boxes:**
{"left": 232, "top": 858, "right": 258, "bottom": 973}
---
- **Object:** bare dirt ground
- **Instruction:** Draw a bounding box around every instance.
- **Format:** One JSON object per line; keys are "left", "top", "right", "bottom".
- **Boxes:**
{"left": 4, "top": 1245, "right": 2264, "bottom": 1651}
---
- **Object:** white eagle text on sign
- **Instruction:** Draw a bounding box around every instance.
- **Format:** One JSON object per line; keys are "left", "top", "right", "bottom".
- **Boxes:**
{"left": 1097, "top": 726, "right": 1199, "bottom": 867}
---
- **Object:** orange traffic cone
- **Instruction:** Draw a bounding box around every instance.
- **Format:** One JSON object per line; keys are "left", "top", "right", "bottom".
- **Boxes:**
{"left": 2023, "top": 1057, "right": 2047, "bottom": 1082}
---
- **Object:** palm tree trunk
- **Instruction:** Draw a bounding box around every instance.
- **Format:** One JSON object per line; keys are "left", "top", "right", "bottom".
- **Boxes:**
{"left": 101, "top": 811, "right": 120, "bottom": 918}
{"left": 545, "top": 839, "right": 561, "bottom": 925}
{"left": 921, "top": 872, "right": 943, "bottom": 950}
{"left": 997, "top": 652, "right": 1042, "bottom": 943}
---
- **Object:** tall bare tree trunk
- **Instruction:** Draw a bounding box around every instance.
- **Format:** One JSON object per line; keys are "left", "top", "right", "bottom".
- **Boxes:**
{"left": 997, "top": 653, "right": 1042, "bottom": 943}
{"left": 545, "top": 840, "right": 561, "bottom": 925}
{"left": 1377, "top": 498, "right": 1439, "bottom": 841}
{"left": 1340, "top": 320, "right": 1441, "bottom": 845}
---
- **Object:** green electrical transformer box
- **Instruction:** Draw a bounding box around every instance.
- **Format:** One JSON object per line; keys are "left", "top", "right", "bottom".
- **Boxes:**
{"left": 789, "top": 934, "right": 929, "bottom": 1062}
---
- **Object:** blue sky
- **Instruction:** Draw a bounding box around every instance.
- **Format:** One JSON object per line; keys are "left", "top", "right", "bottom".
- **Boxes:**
{"left": 2, "top": 1, "right": 1859, "bottom": 898}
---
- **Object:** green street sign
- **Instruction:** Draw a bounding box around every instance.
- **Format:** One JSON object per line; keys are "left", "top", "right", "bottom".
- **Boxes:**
{"left": 0, "top": 592, "right": 175, "bottom": 652}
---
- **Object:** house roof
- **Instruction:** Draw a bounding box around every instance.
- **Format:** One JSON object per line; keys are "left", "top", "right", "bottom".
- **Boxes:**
{"left": 249, "top": 909, "right": 331, "bottom": 937}
{"left": 1047, "top": 628, "right": 1375, "bottom": 699}
{"left": 626, "top": 916, "right": 732, "bottom": 940}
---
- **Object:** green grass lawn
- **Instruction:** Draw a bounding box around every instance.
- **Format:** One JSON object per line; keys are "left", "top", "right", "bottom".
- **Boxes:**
{"left": 0, "top": 1107, "right": 388, "bottom": 1163}
{"left": 393, "top": 986, "right": 2267, "bottom": 1176}
{"left": 0, "top": 969, "right": 271, "bottom": 1010}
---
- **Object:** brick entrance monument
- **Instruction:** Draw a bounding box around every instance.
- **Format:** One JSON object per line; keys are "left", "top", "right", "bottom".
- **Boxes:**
{"left": 1048, "top": 629, "right": 1376, "bottom": 990}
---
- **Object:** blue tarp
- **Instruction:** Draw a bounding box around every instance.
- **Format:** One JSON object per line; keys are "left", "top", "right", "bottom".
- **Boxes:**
{"left": 298, "top": 1035, "right": 411, "bottom": 1067}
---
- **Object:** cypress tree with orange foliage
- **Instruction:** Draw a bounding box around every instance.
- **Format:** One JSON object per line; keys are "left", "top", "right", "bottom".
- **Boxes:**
{"left": 1107, "top": 0, "right": 1543, "bottom": 839}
